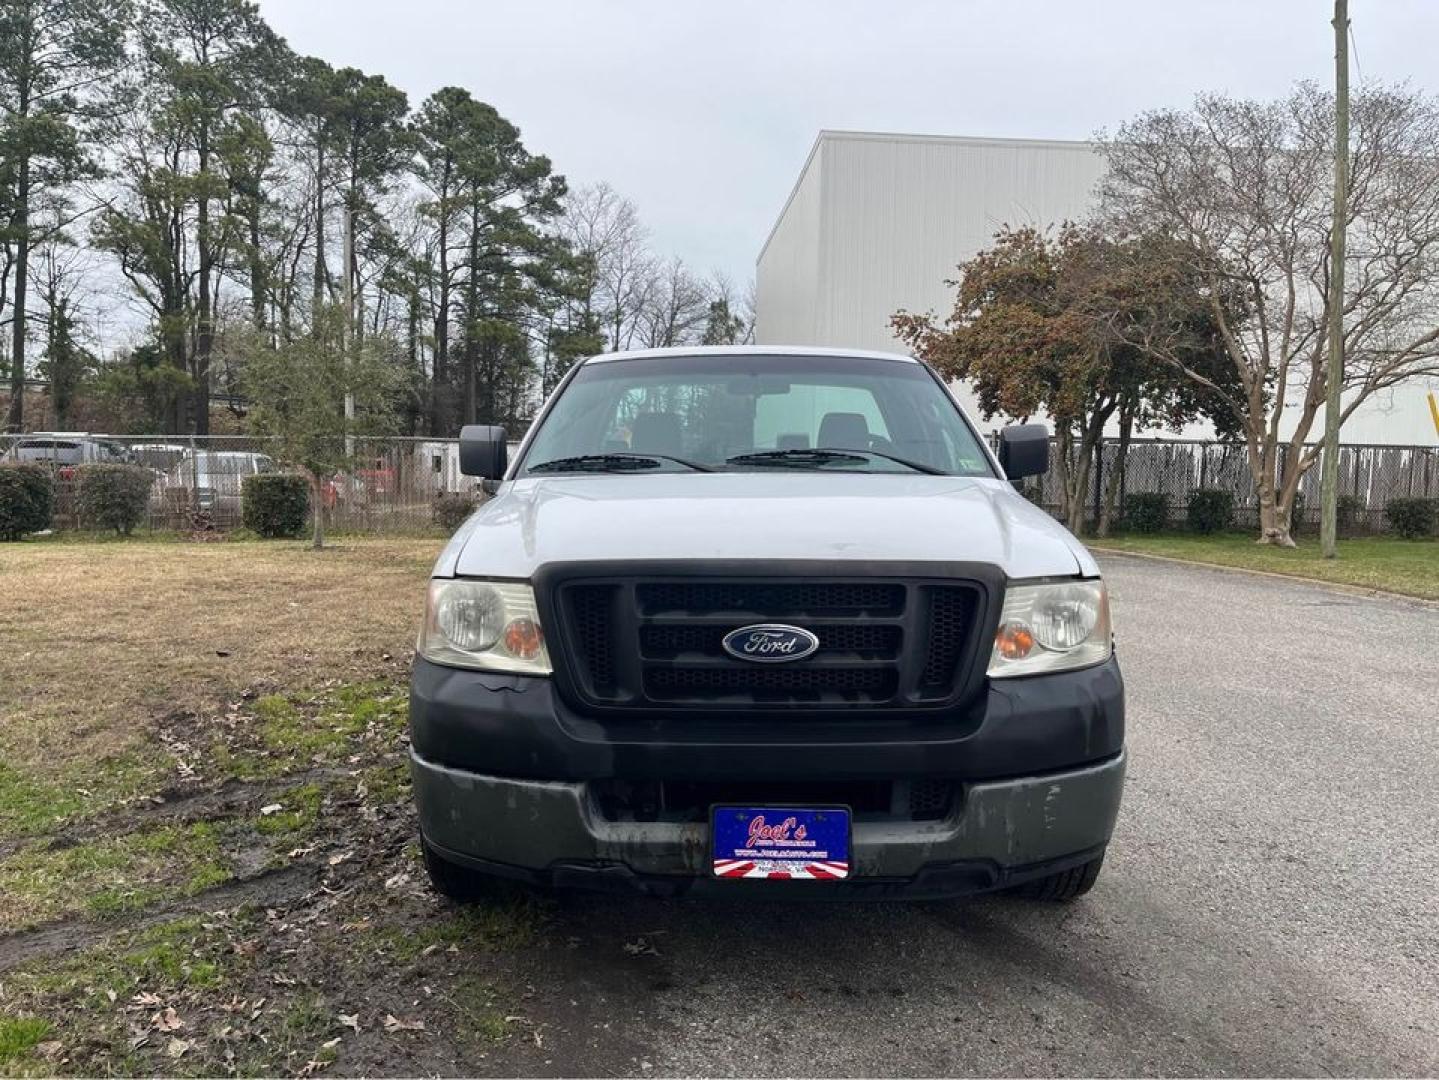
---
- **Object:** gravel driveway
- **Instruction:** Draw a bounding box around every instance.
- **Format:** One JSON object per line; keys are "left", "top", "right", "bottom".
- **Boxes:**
{"left": 526, "top": 554, "right": 1439, "bottom": 1077}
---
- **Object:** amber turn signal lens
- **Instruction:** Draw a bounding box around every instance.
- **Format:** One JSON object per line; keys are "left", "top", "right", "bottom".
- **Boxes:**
{"left": 994, "top": 621, "right": 1035, "bottom": 660}
{"left": 503, "top": 617, "right": 544, "bottom": 660}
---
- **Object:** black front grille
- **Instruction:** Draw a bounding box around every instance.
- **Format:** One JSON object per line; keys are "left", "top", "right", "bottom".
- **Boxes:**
{"left": 920, "top": 587, "right": 975, "bottom": 689}
{"left": 907, "top": 777, "right": 953, "bottom": 817}
{"left": 568, "top": 584, "right": 619, "bottom": 695}
{"left": 647, "top": 664, "right": 898, "bottom": 701}
{"left": 555, "top": 574, "right": 984, "bottom": 711}
{"left": 640, "top": 623, "right": 902, "bottom": 660}
{"left": 638, "top": 581, "right": 904, "bottom": 617}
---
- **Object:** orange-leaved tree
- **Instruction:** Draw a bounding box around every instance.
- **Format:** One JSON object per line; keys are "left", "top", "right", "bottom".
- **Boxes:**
{"left": 893, "top": 225, "right": 1238, "bottom": 535}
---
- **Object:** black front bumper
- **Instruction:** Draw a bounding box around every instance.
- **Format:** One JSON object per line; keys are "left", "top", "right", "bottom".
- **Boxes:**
{"left": 409, "top": 655, "right": 1125, "bottom": 895}
{"left": 422, "top": 830, "right": 1112, "bottom": 901}
{"left": 409, "top": 653, "right": 1124, "bottom": 783}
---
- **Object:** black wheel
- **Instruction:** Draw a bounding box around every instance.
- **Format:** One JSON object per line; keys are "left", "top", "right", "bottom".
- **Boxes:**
{"left": 1012, "top": 852, "right": 1105, "bottom": 901}
{"left": 421, "top": 836, "right": 507, "bottom": 903}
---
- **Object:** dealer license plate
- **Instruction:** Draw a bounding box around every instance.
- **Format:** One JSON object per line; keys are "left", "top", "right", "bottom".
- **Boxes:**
{"left": 711, "top": 806, "right": 851, "bottom": 880}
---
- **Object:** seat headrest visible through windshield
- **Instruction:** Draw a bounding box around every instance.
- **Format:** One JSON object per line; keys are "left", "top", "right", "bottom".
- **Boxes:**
{"left": 631, "top": 412, "right": 683, "bottom": 456}
{"left": 817, "top": 412, "right": 871, "bottom": 451}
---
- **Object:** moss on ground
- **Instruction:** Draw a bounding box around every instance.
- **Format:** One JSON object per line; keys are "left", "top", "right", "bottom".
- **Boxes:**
{"left": 0, "top": 822, "right": 231, "bottom": 929}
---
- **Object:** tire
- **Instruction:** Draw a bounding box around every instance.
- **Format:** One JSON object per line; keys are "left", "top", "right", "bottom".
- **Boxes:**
{"left": 1011, "top": 852, "right": 1105, "bottom": 901}
{"left": 421, "top": 836, "right": 510, "bottom": 904}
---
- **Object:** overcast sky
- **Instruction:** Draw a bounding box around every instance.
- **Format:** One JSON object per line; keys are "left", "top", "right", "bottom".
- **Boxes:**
{"left": 258, "top": 0, "right": 1439, "bottom": 289}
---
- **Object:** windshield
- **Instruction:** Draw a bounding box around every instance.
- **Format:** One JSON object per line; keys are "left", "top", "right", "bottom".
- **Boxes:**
{"left": 132, "top": 446, "right": 185, "bottom": 471}
{"left": 14, "top": 439, "right": 83, "bottom": 465}
{"left": 518, "top": 354, "right": 994, "bottom": 477}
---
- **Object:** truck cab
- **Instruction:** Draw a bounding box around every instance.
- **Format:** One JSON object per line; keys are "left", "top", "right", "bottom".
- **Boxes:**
{"left": 409, "top": 346, "right": 1124, "bottom": 900}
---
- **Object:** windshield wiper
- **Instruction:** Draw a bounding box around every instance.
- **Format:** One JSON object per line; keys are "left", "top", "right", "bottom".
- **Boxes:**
{"left": 528, "top": 452, "right": 714, "bottom": 474}
{"left": 725, "top": 447, "right": 947, "bottom": 475}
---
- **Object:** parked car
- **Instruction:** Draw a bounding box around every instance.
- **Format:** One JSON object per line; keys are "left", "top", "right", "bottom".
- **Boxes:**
{"left": 157, "top": 450, "right": 276, "bottom": 523}
{"left": 129, "top": 443, "right": 189, "bottom": 473}
{"left": 409, "top": 346, "right": 1124, "bottom": 903}
{"left": 1, "top": 433, "right": 134, "bottom": 478}
{"left": 321, "top": 457, "right": 397, "bottom": 508}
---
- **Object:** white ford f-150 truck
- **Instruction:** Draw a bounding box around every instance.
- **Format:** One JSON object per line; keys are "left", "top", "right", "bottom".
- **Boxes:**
{"left": 409, "top": 346, "right": 1125, "bottom": 901}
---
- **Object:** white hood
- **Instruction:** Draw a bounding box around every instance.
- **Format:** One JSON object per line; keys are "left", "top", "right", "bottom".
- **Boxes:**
{"left": 437, "top": 473, "right": 1095, "bottom": 581}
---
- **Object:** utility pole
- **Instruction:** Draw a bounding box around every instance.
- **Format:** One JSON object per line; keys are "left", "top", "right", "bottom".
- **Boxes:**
{"left": 1320, "top": 0, "right": 1350, "bottom": 558}
{"left": 342, "top": 204, "right": 355, "bottom": 458}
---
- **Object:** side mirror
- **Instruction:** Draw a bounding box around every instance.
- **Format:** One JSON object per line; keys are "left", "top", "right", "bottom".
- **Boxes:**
{"left": 459, "top": 425, "right": 508, "bottom": 480}
{"left": 997, "top": 423, "right": 1049, "bottom": 481}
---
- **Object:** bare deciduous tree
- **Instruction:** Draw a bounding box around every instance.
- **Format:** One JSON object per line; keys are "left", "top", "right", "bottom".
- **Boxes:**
{"left": 635, "top": 256, "right": 709, "bottom": 349}
{"left": 1100, "top": 83, "right": 1439, "bottom": 545}
{"left": 559, "top": 181, "right": 654, "bottom": 351}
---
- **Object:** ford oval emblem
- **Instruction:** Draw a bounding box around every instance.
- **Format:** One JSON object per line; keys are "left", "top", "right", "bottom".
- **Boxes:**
{"left": 721, "top": 623, "right": 820, "bottom": 663}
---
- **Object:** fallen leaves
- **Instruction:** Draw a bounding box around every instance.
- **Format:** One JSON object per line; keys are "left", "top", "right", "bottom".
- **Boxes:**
{"left": 383, "top": 1013, "right": 426, "bottom": 1034}
{"left": 624, "top": 937, "right": 660, "bottom": 957}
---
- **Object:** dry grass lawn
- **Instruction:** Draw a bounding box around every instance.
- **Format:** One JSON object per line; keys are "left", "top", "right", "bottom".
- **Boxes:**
{"left": 0, "top": 537, "right": 441, "bottom": 776}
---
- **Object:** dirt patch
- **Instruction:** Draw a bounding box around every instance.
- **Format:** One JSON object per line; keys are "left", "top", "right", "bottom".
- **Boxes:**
{"left": 0, "top": 742, "right": 650, "bottom": 1076}
{"left": 0, "top": 674, "right": 643, "bottom": 1077}
{"left": 0, "top": 864, "right": 322, "bottom": 972}
{"left": 0, "top": 769, "right": 357, "bottom": 863}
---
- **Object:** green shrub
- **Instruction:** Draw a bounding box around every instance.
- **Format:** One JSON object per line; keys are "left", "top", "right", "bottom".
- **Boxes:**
{"left": 75, "top": 463, "right": 153, "bottom": 536}
{"left": 1123, "top": 492, "right": 1168, "bottom": 533}
{"left": 1384, "top": 497, "right": 1437, "bottom": 539}
{"left": 1336, "top": 494, "right": 1365, "bottom": 535}
{"left": 1186, "top": 488, "right": 1235, "bottom": 534}
{"left": 1289, "top": 490, "right": 1307, "bottom": 536}
{"left": 434, "top": 492, "right": 478, "bottom": 533}
{"left": 242, "top": 473, "right": 309, "bottom": 538}
{"left": 0, "top": 463, "right": 54, "bottom": 540}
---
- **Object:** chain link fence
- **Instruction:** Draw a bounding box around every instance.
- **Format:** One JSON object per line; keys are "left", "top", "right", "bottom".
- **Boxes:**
{"left": 1023, "top": 437, "right": 1439, "bottom": 534}
{"left": 4, "top": 431, "right": 1436, "bottom": 537}
{"left": 0, "top": 433, "right": 490, "bottom": 534}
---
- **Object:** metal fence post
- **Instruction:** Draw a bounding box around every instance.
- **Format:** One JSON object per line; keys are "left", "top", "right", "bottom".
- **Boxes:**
{"left": 189, "top": 434, "right": 199, "bottom": 524}
{"left": 1092, "top": 440, "right": 1104, "bottom": 530}
{"left": 1118, "top": 440, "right": 1128, "bottom": 517}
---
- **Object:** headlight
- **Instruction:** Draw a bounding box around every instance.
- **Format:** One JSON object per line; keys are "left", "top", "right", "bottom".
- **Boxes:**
{"left": 987, "top": 579, "right": 1111, "bottom": 678}
{"left": 419, "top": 579, "right": 551, "bottom": 675}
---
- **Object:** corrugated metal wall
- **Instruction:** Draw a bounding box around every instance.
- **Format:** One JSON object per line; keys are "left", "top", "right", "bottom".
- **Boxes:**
{"left": 813, "top": 132, "right": 1104, "bottom": 353}
{"left": 754, "top": 138, "right": 826, "bottom": 346}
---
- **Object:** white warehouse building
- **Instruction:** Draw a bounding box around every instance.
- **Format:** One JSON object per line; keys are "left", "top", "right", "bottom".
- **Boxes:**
{"left": 754, "top": 129, "right": 1439, "bottom": 445}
